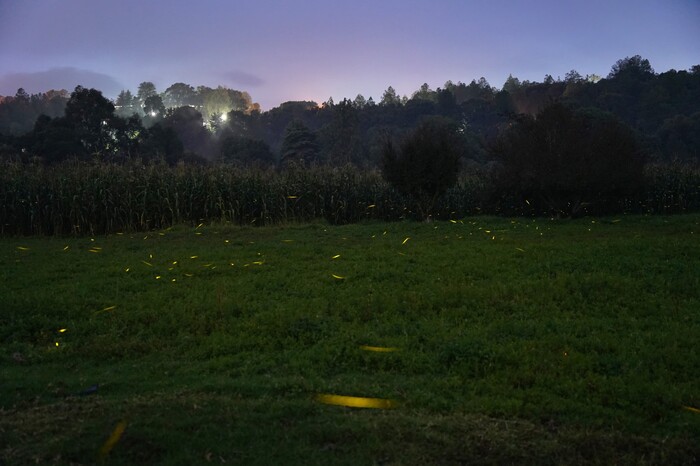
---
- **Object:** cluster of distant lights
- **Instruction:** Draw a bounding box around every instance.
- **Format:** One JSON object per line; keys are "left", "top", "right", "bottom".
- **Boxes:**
{"left": 116, "top": 104, "right": 229, "bottom": 124}
{"left": 146, "top": 110, "right": 227, "bottom": 122}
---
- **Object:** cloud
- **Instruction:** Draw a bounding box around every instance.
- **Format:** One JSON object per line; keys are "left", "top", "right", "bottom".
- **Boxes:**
{"left": 0, "top": 67, "right": 124, "bottom": 97}
{"left": 221, "top": 70, "right": 265, "bottom": 88}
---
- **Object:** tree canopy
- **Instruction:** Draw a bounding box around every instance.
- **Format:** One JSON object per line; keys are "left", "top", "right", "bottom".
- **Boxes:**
{"left": 1, "top": 56, "right": 698, "bottom": 172}
{"left": 381, "top": 117, "right": 463, "bottom": 219}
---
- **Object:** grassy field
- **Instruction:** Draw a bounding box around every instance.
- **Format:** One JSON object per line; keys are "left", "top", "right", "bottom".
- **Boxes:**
{"left": 1, "top": 215, "right": 699, "bottom": 465}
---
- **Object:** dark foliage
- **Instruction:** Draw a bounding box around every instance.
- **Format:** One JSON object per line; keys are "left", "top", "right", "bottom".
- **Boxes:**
{"left": 220, "top": 136, "right": 275, "bottom": 167}
{"left": 140, "top": 123, "right": 184, "bottom": 164}
{"left": 381, "top": 117, "right": 463, "bottom": 219}
{"left": 280, "top": 120, "right": 319, "bottom": 166}
{"left": 161, "top": 106, "right": 212, "bottom": 159}
{"left": 490, "top": 103, "right": 645, "bottom": 216}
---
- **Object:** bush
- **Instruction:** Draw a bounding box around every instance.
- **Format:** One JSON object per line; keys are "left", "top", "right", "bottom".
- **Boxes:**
{"left": 381, "top": 117, "right": 463, "bottom": 219}
{"left": 490, "top": 103, "right": 645, "bottom": 216}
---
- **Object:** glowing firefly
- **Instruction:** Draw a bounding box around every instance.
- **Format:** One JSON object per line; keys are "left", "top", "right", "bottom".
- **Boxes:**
{"left": 360, "top": 345, "right": 398, "bottom": 352}
{"left": 316, "top": 394, "right": 396, "bottom": 409}
{"left": 98, "top": 420, "right": 127, "bottom": 460}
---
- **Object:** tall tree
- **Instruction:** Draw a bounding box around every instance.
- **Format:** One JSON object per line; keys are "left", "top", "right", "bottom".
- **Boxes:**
{"left": 280, "top": 120, "right": 318, "bottom": 166}
{"left": 380, "top": 86, "right": 401, "bottom": 106}
{"left": 564, "top": 69, "right": 584, "bottom": 83}
{"left": 163, "top": 82, "right": 197, "bottom": 108}
{"left": 201, "top": 86, "right": 233, "bottom": 121}
{"left": 143, "top": 95, "right": 165, "bottom": 118}
{"left": 320, "top": 98, "right": 362, "bottom": 165}
{"left": 136, "top": 82, "right": 157, "bottom": 102}
{"left": 411, "top": 83, "right": 436, "bottom": 101}
{"left": 162, "top": 106, "right": 212, "bottom": 158}
{"left": 115, "top": 90, "right": 137, "bottom": 117}
{"left": 490, "top": 103, "right": 644, "bottom": 216}
{"left": 608, "top": 55, "right": 655, "bottom": 79}
{"left": 136, "top": 82, "right": 157, "bottom": 116}
{"left": 502, "top": 74, "right": 522, "bottom": 93}
{"left": 381, "top": 117, "right": 463, "bottom": 220}
{"left": 64, "top": 86, "right": 116, "bottom": 156}
{"left": 353, "top": 94, "right": 367, "bottom": 109}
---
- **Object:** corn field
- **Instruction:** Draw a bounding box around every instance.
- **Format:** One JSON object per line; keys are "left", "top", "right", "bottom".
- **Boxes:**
{"left": 1, "top": 161, "right": 698, "bottom": 235}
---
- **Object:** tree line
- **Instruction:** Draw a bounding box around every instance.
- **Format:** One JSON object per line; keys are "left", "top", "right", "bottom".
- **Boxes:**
{"left": 0, "top": 55, "right": 699, "bottom": 219}
{"left": 1, "top": 56, "right": 698, "bottom": 168}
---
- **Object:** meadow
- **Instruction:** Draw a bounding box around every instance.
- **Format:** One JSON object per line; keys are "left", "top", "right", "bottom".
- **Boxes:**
{"left": 1, "top": 215, "right": 699, "bottom": 464}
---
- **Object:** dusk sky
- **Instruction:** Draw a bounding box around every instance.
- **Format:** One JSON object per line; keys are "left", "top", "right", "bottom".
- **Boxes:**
{"left": 1, "top": 0, "right": 698, "bottom": 109}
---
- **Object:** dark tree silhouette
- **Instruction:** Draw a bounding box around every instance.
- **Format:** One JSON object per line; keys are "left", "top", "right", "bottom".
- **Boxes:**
{"left": 220, "top": 136, "right": 275, "bottom": 167}
{"left": 490, "top": 103, "right": 645, "bottom": 216}
{"left": 143, "top": 95, "right": 165, "bottom": 118}
{"left": 64, "top": 86, "right": 116, "bottom": 157}
{"left": 381, "top": 116, "right": 462, "bottom": 220}
{"left": 280, "top": 120, "right": 319, "bottom": 166}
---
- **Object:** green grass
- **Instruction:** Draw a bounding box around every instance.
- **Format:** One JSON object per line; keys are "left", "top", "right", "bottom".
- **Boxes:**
{"left": 1, "top": 215, "right": 699, "bottom": 465}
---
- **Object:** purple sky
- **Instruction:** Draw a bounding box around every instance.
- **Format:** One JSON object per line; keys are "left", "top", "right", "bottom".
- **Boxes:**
{"left": 1, "top": 0, "right": 698, "bottom": 109}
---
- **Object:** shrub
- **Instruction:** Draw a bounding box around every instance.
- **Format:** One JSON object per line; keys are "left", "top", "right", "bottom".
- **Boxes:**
{"left": 490, "top": 103, "right": 645, "bottom": 216}
{"left": 381, "top": 117, "right": 463, "bottom": 220}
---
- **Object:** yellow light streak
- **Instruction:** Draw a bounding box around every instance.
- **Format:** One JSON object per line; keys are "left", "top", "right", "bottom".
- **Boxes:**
{"left": 16, "top": 246, "right": 29, "bottom": 251}
{"left": 332, "top": 274, "right": 345, "bottom": 280}
{"left": 316, "top": 394, "right": 396, "bottom": 409}
{"left": 98, "top": 420, "right": 127, "bottom": 460}
{"left": 683, "top": 405, "right": 700, "bottom": 414}
{"left": 402, "top": 237, "right": 410, "bottom": 245}
{"left": 332, "top": 254, "right": 341, "bottom": 259}
{"left": 367, "top": 204, "right": 376, "bottom": 208}
{"left": 360, "top": 345, "right": 398, "bottom": 352}
{"left": 59, "top": 328, "right": 67, "bottom": 333}
{"left": 142, "top": 261, "right": 152, "bottom": 266}
{"left": 63, "top": 246, "right": 70, "bottom": 251}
